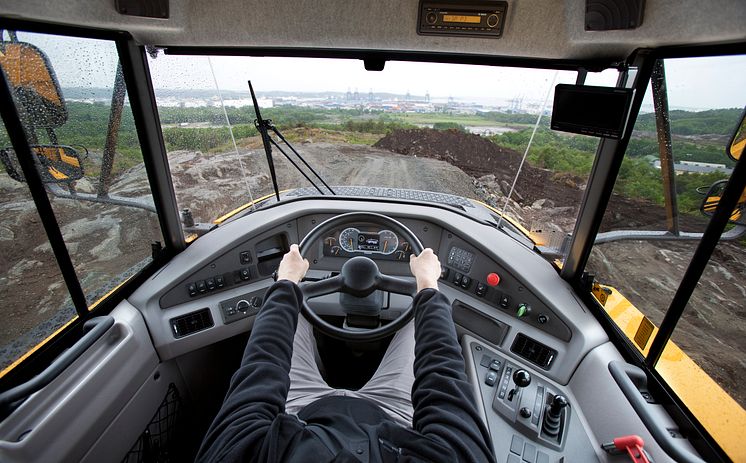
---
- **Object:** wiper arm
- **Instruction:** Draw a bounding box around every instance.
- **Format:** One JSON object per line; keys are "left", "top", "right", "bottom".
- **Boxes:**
{"left": 248, "top": 81, "right": 335, "bottom": 198}
{"left": 250, "top": 80, "right": 281, "bottom": 201}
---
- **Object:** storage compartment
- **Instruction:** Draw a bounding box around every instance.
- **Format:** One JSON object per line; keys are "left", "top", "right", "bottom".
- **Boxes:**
{"left": 255, "top": 234, "right": 289, "bottom": 276}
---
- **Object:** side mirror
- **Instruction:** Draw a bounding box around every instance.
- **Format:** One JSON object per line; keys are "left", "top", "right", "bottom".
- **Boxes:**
{"left": 700, "top": 179, "right": 746, "bottom": 226}
{"left": 0, "top": 41, "right": 67, "bottom": 128}
{"left": 0, "top": 145, "right": 85, "bottom": 184}
{"left": 727, "top": 107, "right": 746, "bottom": 161}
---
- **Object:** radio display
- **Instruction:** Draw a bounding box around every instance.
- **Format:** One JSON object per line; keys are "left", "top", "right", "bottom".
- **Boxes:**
{"left": 357, "top": 233, "right": 380, "bottom": 251}
{"left": 443, "top": 14, "right": 482, "bottom": 24}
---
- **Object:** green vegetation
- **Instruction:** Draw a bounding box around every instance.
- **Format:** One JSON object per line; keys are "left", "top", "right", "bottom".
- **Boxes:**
{"left": 432, "top": 122, "right": 467, "bottom": 132}
{"left": 633, "top": 108, "right": 743, "bottom": 136}
{"left": 490, "top": 125, "right": 731, "bottom": 214}
{"left": 1, "top": 99, "right": 735, "bottom": 219}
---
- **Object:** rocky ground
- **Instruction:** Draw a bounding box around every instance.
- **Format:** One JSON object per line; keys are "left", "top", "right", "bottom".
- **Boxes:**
{"left": 1, "top": 127, "right": 743, "bottom": 408}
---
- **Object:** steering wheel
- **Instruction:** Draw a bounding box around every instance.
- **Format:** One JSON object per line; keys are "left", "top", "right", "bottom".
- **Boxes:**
{"left": 297, "top": 212, "right": 424, "bottom": 341}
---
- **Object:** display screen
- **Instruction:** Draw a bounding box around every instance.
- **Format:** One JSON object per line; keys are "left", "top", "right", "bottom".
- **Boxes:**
{"left": 357, "top": 233, "right": 380, "bottom": 251}
{"left": 551, "top": 84, "right": 633, "bottom": 139}
{"left": 443, "top": 14, "right": 482, "bottom": 24}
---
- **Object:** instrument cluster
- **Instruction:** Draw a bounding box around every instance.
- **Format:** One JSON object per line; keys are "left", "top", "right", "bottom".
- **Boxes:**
{"left": 322, "top": 227, "right": 413, "bottom": 261}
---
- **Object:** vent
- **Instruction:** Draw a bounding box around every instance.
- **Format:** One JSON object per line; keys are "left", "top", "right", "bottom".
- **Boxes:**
{"left": 170, "top": 309, "right": 213, "bottom": 338}
{"left": 585, "top": 0, "right": 645, "bottom": 31}
{"left": 511, "top": 333, "right": 557, "bottom": 369}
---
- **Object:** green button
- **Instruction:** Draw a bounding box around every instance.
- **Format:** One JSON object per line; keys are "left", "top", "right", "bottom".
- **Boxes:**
{"left": 517, "top": 303, "right": 529, "bottom": 317}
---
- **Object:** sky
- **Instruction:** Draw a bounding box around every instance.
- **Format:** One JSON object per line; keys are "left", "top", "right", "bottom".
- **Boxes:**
{"left": 16, "top": 31, "right": 746, "bottom": 111}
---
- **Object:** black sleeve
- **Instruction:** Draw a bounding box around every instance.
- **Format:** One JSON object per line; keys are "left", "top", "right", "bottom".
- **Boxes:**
{"left": 195, "top": 280, "right": 303, "bottom": 462}
{"left": 410, "top": 288, "right": 496, "bottom": 463}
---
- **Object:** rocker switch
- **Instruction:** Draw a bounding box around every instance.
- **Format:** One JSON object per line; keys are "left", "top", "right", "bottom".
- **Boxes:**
{"left": 485, "top": 370, "right": 498, "bottom": 387}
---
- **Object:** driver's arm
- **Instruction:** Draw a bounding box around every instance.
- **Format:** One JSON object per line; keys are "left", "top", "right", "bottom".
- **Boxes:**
{"left": 196, "top": 245, "right": 309, "bottom": 462}
{"left": 408, "top": 250, "right": 495, "bottom": 462}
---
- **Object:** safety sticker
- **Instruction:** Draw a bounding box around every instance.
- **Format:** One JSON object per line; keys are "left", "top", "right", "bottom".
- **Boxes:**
{"left": 634, "top": 316, "right": 655, "bottom": 350}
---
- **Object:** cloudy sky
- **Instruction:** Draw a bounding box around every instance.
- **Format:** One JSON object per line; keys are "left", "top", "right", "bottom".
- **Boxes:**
{"left": 16, "top": 31, "right": 746, "bottom": 111}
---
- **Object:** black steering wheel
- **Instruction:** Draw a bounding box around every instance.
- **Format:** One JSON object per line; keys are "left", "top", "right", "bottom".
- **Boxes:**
{"left": 297, "top": 212, "right": 424, "bottom": 341}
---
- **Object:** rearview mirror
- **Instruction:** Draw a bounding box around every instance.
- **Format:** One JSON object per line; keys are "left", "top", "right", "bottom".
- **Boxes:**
{"left": 0, "top": 145, "right": 85, "bottom": 183}
{"left": 727, "top": 107, "right": 746, "bottom": 161}
{"left": 700, "top": 179, "right": 746, "bottom": 226}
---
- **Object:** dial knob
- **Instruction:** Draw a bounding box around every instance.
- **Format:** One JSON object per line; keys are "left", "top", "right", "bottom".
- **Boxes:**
{"left": 236, "top": 299, "right": 250, "bottom": 312}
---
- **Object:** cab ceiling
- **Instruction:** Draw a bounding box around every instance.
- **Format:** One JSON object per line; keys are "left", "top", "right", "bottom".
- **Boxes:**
{"left": 2, "top": 0, "right": 745, "bottom": 63}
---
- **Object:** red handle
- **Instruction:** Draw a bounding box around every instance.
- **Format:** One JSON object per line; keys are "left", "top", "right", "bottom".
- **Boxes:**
{"left": 614, "top": 435, "right": 649, "bottom": 463}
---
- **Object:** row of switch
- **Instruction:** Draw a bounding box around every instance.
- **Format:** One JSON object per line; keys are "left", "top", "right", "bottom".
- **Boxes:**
{"left": 187, "top": 275, "right": 226, "bottom": 297}
{"left": 452, "top": 270, "right": 502, "bottom": 301}
{"left": 507, "top": 434, "right": 551, "bottom": 463}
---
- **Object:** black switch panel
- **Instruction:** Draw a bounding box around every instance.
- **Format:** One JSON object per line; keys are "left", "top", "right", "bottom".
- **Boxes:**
{"left": 448, "top": 246, "right": 475, "bottom": 273}
{"left": 220, "top": 289, "right": 266, "bottom": 324}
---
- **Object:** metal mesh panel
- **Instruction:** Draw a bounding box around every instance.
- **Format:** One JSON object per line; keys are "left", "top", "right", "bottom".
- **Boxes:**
{"left": 286, "top": 186, "right": 475, "bottom": 208}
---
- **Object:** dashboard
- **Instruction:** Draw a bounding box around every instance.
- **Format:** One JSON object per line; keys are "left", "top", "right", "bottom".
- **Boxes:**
{"left": 126, "top": 199, "right": 679, "bottom": 462}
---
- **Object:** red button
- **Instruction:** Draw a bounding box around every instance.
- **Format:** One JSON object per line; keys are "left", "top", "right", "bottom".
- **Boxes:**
{"left": 487, "top": 273, "right": 500, "bottom": 286}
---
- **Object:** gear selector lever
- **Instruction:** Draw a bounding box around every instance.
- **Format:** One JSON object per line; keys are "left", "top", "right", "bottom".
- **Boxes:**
{"left": 507, "top": 369, "right": 531, "bottom": 401}
{"left": 543, "top": 394, "right": 568, "bottom": 439}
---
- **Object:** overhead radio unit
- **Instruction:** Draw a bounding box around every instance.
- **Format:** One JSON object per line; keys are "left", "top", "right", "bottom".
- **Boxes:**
{"left": 418, "top": 0, "right": 508, "bottom": 38}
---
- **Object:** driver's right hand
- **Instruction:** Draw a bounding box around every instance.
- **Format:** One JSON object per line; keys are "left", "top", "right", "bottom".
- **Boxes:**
{"left": 277, "top": 244, "right": 310, "bottom": 284}
{"left": 409, "top": 248, "right": 441, "bottom": 293}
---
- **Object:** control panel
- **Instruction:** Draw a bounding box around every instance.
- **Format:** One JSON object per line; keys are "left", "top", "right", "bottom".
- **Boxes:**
{"left": 467, "top": 338, "right": 599, "bottom": 462}
{"left": 160, "top": 225, "right": 296, "bottom": 309}
{"left": 439, "top": 239, "right": 571, "bottom": 342}
{"left": 219, "top": 289, "right": 266, "bottom": 324}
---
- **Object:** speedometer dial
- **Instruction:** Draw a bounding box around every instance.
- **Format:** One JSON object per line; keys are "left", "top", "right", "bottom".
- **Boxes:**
{"left": 379, "top": 230, "right": 398, "bottom": 255}
{"left": 339, "top": 227, "right": 358, "bottom": 253}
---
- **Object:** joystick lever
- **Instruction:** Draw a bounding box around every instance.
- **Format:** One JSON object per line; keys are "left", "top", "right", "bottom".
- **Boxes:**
{"left": 507, "top": 369, "right": 531, "bottom": 401}
{"left": 542, "top": 394, "right": 568, "bottom": 439}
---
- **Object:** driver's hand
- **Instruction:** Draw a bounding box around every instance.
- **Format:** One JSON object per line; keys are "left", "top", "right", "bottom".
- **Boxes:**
{"left": 409, "top": 248, "right": 441, "bottom": 292}
{"left": 277, "top": 244, "right": 310, "bottom": 284}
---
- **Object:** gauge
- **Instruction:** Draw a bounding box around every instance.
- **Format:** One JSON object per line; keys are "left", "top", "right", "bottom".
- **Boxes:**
{"left": 330, "top": 245, "right": 341, "bottom": 256}
{"left": 379, "top": 230, "right": 398, "bottom": 255}
{"left": 324, "top": 237, "right": 336, "bottom": 246}
{"left": 395, "top": 250, "right": 408, "bottom": 261}
{"left": 339, "top": 227, "right": 358, "bottom": 253}
{"left": 400, "top": 241, "right": 411, "bottom": 252}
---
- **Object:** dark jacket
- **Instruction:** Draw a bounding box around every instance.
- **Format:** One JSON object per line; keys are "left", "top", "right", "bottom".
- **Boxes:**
{"left": 197, "top": 280, "right": 495, "bottom": 462}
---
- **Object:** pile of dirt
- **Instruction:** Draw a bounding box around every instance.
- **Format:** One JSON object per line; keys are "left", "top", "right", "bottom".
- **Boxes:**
{"left": 375, "top": 128, "right": 712, "bottom": 234}
{"left": 374, "top": 128, "right": 585, "bottom": 208}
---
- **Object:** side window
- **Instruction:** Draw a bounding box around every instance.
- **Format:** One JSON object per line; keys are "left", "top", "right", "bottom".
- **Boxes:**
{"left": 0, "top": 31, "right": 162, "bottom": 375}
{"left": 0, "top": 121, "right": 78, "bottom": 375}
{"left": 585, "top": 55, "right": 746, "bottom": 460}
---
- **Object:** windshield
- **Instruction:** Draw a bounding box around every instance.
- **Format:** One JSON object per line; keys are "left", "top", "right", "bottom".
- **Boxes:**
{"left": 147, "top": 54, "right": 618, "bottom": 258}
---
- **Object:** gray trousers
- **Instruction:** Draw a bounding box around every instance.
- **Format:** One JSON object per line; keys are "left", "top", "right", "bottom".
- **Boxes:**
{"left": 285, "top": 315, "right": 416, "bottom": 428}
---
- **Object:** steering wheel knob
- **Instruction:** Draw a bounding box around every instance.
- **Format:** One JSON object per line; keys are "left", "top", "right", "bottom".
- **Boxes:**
{"left": 341, "top": 256, "right": 380, "bottom": 295}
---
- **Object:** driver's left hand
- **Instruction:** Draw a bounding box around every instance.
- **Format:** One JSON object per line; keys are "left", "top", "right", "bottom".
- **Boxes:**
{"left": 277, "top": 244, "right": 310, "bottom": 284}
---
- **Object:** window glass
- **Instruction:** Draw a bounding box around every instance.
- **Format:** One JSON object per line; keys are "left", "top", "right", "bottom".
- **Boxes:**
{"left": 0, "top": 30, "right": 162, "bottom": 357}
{"left": 661, "top": 236, "right": 746, "bottom": 461}
{"left": 147, "top": 53, "right": 605, "bottom": 260}
{"left": 0, "top": 120, "right": 77, "bottom": 374}
{"left": 585, "top": 55, "right": 746, "bottom": 461}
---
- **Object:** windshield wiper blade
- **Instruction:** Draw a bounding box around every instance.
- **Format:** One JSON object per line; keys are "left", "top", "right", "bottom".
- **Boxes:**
{"left": 248, "top": 81, "right": 335, "bottom": 197}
